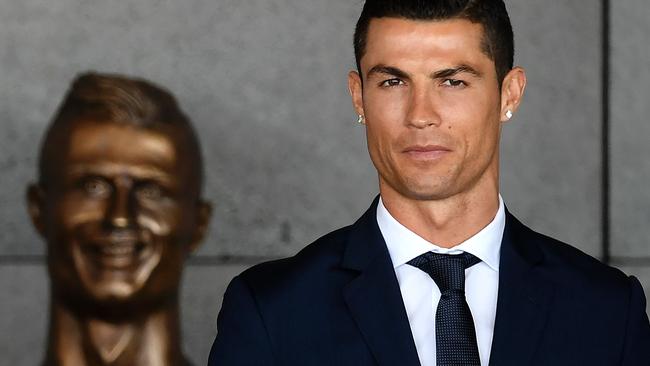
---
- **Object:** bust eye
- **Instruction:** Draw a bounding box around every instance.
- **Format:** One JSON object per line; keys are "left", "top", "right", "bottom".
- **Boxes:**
{"left": 380, "top": 78, "right": 405, "bottom": 87}
{"left": 135, "top": 183, "right": 164, "bottom": 201}
{"left": 441, "top": 79, "right": 466, "bottom": 87}
{"left": 83, "top": 177, "right": 111, "bottom": 198}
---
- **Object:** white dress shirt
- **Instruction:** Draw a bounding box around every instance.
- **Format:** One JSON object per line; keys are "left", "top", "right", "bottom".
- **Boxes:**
{"left": 376, "top": 196, "right": 505, "bottom": 366}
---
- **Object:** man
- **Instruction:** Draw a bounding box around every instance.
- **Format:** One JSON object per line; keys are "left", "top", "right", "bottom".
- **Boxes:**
{"left": 27, "top": 72, "right": 211, "bottom": 366}
{"left": 209, "top": 1, "right": 650, "bottom": 365}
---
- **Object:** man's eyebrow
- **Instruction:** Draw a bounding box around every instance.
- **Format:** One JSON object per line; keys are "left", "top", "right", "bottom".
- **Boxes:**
{"left": 366, "top": 65, "right": 410, "bottom": 80}
{"left": 432, "top": 65, "right": 483, "bottom": 79}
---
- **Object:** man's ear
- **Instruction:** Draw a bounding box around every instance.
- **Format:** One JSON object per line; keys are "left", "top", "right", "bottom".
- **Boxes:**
{"left": 348, "top": 70, "right": 365, "bottom": 118}
{"left": 500, "top": 66, "right": 527, "bottom": 122}
{"left": 27, "top": 184, "right": 46, "bottom": 237}
{"left": 187, "top": 200, "right": 212, "bottom": 254}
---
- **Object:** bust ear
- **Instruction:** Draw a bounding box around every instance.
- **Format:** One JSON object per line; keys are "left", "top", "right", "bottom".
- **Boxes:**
{"left": 27, "top": 184, "right": 46, "bottom": 237}
{"left": 187, "top": 200, "right": 212, "bottom": 254}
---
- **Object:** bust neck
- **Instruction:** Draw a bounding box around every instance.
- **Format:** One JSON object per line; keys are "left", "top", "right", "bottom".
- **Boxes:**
{"left": 44, "top": 298, "right": 191, "bottom": 366}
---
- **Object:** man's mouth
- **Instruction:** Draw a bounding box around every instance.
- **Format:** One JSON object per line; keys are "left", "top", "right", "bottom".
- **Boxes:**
{"left": 403, "top": 145, "right": 452, "bottom": 160}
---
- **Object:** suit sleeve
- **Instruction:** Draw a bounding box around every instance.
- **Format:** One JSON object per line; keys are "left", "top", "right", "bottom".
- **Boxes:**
{"left": 208, "top": 275, "right": 275, "bottom": 366}
{"left": 620, "top": 276, "right": 650, "bottom": 366}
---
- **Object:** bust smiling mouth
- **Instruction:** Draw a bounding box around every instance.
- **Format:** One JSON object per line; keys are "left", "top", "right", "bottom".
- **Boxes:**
{"left": 71, "top": 231, "right": 163, "bottom": 297}
{"left": 84, "top": 240, "right": 150, "bottom": 269}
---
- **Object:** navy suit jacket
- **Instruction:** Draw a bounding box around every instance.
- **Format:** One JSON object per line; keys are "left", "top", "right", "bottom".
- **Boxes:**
{"left": 209, "top": 199, "right": 650, "bottom": 365}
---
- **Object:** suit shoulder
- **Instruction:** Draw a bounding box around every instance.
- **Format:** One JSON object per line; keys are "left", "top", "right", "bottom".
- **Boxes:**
{"left": 524, "top": 225, "right": 631, "bottom": 291}
{"left": 237, "top": 225, "right": 353, "bottom": 291}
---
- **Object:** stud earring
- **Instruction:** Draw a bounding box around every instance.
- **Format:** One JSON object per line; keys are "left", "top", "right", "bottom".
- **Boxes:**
{"left": 357, "top": 114, "right": 365, "bottom": 125}
{"left": 505, "top": 110, "right": 513, "bottom": 120}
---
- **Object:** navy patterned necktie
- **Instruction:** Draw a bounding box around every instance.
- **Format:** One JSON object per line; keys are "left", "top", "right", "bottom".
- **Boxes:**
{"left": 408, "top": 252, "right": 482, "bottom": 366}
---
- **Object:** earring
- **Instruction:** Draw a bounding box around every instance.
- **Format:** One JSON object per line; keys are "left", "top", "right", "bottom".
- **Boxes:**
{"left": 357, "top": 114, "right": 365, "bottom": 125}
{"left": 505, "top": 110, "right": 513, "bottom": 120}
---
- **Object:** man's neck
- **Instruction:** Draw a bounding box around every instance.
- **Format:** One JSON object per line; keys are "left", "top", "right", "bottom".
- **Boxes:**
{"left": 379, "top": 179, "right": 500, "bottom": 248}
{"left": 44, "top": 299, "right": 190, "bottom": 366}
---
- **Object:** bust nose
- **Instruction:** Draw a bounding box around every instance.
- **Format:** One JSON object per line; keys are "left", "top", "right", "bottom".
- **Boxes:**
{"left": 105, "top": 178, "right": 135, "bottom": 230}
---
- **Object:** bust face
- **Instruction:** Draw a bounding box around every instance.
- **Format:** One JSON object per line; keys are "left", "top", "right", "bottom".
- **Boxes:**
{"left": 30, "top": 119, "right": 209, "bottom": 315}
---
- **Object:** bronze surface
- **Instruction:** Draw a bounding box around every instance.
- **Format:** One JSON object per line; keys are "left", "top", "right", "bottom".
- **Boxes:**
{"left": 28, "top": 73, "right": 211, "bottom": 366}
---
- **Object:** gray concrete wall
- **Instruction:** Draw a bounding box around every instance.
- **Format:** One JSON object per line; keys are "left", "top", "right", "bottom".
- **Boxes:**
{"left": 0, "top": 1, "right": 647, "bottom": 364}
{"left": 611, "top": 0, "right": 650, "bottom": 306}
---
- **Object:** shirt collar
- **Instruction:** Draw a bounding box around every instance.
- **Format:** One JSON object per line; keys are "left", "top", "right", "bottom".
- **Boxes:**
{"left": 376, "top": 196, "right": 504, "bottom": 272}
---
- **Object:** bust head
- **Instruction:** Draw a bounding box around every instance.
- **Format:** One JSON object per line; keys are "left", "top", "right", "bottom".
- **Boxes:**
{"left": 28, "top": 72, "right": 211, "bottom": 319}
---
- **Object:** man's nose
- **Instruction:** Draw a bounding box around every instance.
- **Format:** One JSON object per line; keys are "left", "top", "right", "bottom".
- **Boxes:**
{"left": 105, "top": 179, "right": 135, "bottom": 230}
{"left": 406, "top": 86, "right": 441, "bottom": 129}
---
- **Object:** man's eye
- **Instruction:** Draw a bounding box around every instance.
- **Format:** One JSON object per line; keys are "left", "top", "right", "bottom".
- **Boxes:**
{"left": 83, "top": 178, "right": 111, "bottom": 198}
{"left": 441, "top": 79, "right": 466, "bottom": 87}
{"left": 380, "top": 78, "right": 405, "bottom": 87}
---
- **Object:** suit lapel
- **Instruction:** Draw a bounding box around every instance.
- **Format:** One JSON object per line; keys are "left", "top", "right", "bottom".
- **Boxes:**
{"left": 489, "top": 212, "right": 555, "bottom": 366}
{"left": 341, "top": 197, "right": 421, "bottom": 366}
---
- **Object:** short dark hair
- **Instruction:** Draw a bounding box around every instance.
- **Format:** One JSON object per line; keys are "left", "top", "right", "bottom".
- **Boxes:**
{"left": 38, "top": 72, "right": 204, "bottom": 191}
{"left": 353, "top": 0, "right": 514, "bottom": 84}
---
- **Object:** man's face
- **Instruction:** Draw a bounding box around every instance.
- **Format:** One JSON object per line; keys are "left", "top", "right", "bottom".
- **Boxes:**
{"left": 29, "top": 119, "right": 209, "bottom": 313}
{"left": 349, "top": 18, "right": 521, "bottom": 201}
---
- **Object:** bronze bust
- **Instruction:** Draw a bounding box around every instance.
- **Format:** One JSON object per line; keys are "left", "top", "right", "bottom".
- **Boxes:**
{"left": 27, "top": 73, "right": 211, "bottom": 366}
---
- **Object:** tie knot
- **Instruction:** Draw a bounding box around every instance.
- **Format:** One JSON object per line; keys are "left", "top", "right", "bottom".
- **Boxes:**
{"left": 407, "top": 252, "right": 480, "bottom": 293}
